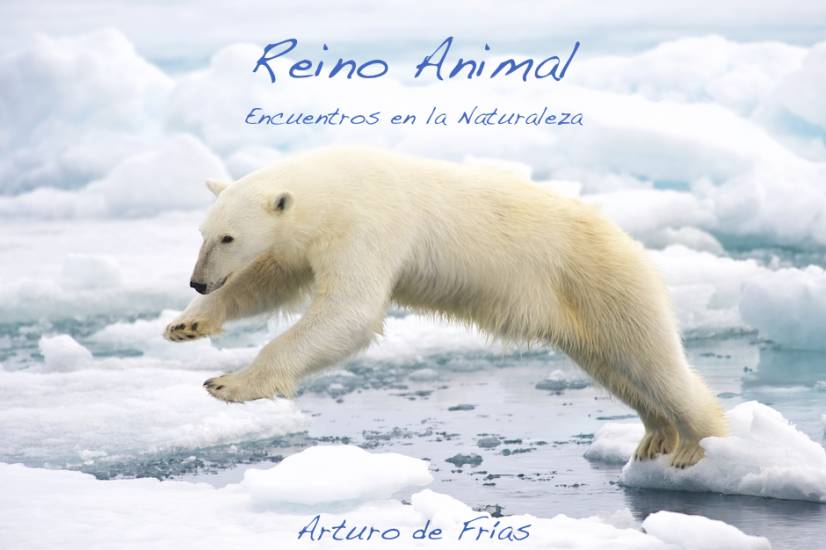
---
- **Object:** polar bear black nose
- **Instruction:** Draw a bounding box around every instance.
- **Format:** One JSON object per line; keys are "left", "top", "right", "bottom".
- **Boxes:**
{"left": 190, "top": 280, "right": 207, "bottom": 294}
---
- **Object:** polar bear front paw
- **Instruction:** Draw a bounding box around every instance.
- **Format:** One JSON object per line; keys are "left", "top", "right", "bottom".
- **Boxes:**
{"left": 164, "top": 318, "right": 220, "bottom": 342}
{"left": 203, "top": 370, "right": 296, "bottom": 403}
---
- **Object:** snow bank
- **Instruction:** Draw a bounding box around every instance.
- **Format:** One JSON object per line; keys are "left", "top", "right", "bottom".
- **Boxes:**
{"left": 0, "top": 134, "right": 229, "bottom": 219}
{"left": 776, "top": 41, "right": 826, "bottom": 129}
{"left": 577, "top": 35, "right": 806, "bottom": 116}
{"left": 0, "top": 29, "right": 173, "bottom": 194}
{"left": 586, "top": 401, "right": 826, "bottom": 503}
{"left": 653, "top": 246, "right": 826, "bottom": 348}
{"left": 653, "top": 245, "right": 763, "bottom": 335}
{"left": 0, "top": 445, "right": 772, "bottom": 549}
{"left": 242, "top": 445, "right": 432, "bottom": 507}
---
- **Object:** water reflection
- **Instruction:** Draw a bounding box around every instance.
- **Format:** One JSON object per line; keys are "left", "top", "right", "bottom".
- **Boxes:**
{"left": 624, "top": 487, "right": 825, "bottom": 550}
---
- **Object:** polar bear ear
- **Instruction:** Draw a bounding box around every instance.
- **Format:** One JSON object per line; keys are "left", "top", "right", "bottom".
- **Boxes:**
{"left": 272, "top": 192, "right": 293, "bottom": 214}
{"left": 205, "top": 178, "right": 230, "bottom": 197}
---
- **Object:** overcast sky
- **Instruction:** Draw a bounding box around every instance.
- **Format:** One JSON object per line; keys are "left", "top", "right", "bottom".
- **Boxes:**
{"left": 2, "top": 0, "right": 825, "bottom": 67}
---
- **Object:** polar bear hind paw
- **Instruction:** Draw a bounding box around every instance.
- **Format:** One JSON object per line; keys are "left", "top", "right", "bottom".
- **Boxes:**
{"left": 669, "top": 440, "right": 705, "bottom": 468}
{"left": 633, "top": 431, "right": 671, "bottom": 461}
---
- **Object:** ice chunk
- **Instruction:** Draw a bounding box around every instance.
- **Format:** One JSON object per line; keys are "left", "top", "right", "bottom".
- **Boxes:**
{"left": 445, "top": 453, "right": 483, "bottom": 467}
{"left": 652, "top": 245, "right": 762, "bottom": 335}
{"left": 242, "top": 445, "right": 432, "bottom": 506}
{"left": 535, "top": 368, "right": 591, "bottom": 392}
{"left": 477, "top": 437, "right": 501, "bottom": 449}
{"left": 586, "top": 401, "right": 826, "bottom": 502}
{"left": 38, "top": 334, "right": 93, "bottom": 371}
{"left": 642, "top": 511, "right": 771, "bottom": 550}
{"left": 741, "top": 266, "right": 826, "bottom": 351}
{"left": 586, "top": 189, "right": 713, "bottom": 244}
{"left": 0, "top": 29, "right": 173, "bottom": 194}
{"left": 410, "top": 488, "right": 475, "bottom": 525}
{"left": 777, "top": 42, "right": 826, "bottom": 129}
{"left": 584, "top": 423, "right": 645, "bottom": 464}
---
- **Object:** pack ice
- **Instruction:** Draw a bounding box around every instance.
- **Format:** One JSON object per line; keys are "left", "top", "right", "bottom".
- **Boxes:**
{"left": 0, "top": 445, "right": 771, "bottom": 550}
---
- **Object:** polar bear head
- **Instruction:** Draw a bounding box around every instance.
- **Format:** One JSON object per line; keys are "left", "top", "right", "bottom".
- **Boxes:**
{"left": 189, "top": 178, "right": 293, "bottom": 294}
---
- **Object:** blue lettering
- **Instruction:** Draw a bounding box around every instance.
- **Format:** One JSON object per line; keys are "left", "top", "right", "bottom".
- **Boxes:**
{"left": 253, "top": 38, "right": 297, "bottom": 83}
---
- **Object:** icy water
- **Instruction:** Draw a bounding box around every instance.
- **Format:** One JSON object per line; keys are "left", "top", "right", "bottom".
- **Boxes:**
{"left": 157, "top": 334, "right": 825, "bottom": 550}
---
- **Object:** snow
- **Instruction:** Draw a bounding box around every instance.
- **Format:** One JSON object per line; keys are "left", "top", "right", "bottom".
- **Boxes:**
{"left": 0, "top": 134, "right": 229, "bottom": 219}
{"left": 363, "top": 314, "right": 500, "bottom": 362}
{"left": 652, "top": 245, "right": 763, "bottom": 336}
{"left": 38, "top": 334, "right": 93, "bottom": 371}
{"left": 642, "top": 511, "right": 771, "bottom": 550}
{"left": 586, "top": 401, "right": 826, "bottom": 503}
{"left": 576, "top": 35, "right": 806, "bottom": 115}
{"left": 0, "top": 445, "right": 772, "bottom": 550}
{"left": 776, "top": 42, "right": 826, "bottom": 129}
{"left": 0, "top": 213, "right": 199, "bottom": 322}
{"left": 242, "top": 445, "right": 432, "bottom": 507}
{"left": 0, "top": 364, "right": 306, "bottom": 468}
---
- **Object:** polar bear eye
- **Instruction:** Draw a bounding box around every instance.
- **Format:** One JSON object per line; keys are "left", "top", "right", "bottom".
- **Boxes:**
{"left": 221, "top": 235, "right": 234, "bottom": 244}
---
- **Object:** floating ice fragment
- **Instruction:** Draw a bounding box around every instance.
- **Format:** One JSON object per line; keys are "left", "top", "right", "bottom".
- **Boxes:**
{"left": 477, "top": 437, "right": 501, "bottom": 449}
{"left": 445, "top": 453, "right": 483, "bottom": 467}
{"left": 586, "top": 401, "right": 826, "bottom": 502}
{"left": 535, "top": 369, "right": 591, "bottom": 392}
{"left": 642, "top": 511, "right": 771, "bottom": 550}
{"left": 242, "top": 445, "right": 432, "bottom": 507}
{"left": 584, "top": 423, "right": 645, "bottom": 465}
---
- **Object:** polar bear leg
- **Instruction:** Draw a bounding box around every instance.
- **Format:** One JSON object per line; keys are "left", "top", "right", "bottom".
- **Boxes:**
{"left": 204, "top": 251, "right": 394, "bottom": 402}
{"left": 204, "top": 289, "right": 388, "bottom": 401}
{"left": 571, "top": 349, "right": 724, "bottom": 467}
{"left": 631, "top": 369, "right": 724, "bottom": 467}
{"left": 666, "top": 369, "right": 727, "bottom": 468}
{"left": 164, "top": 254, "right": 310, "bottom": 342}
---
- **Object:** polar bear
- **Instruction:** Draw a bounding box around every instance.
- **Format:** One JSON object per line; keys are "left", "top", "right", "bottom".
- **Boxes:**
{"left": 164, "top": 147, "right": 726, "bottom": 468}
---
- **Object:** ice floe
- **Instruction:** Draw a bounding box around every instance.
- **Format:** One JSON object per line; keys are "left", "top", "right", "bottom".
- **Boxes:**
{"left": 586, "top": 401, "right": 826, "bottom": 503}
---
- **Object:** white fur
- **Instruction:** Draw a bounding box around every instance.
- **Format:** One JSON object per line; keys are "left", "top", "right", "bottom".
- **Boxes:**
{"left": 164, "top": 147, "right": 726, "bottom": 468}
